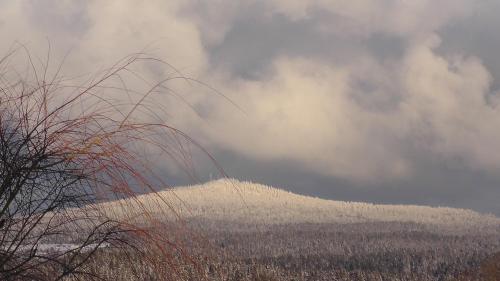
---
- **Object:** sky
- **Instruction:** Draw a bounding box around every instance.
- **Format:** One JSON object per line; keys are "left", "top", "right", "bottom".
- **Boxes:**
{"left": 1, "top": 0, "right": 500, "bottom": 215}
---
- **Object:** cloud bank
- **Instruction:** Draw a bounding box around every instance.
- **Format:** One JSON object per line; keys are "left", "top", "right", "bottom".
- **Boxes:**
{"left": 1, "top": 0, "right": 499, "bottom": 185}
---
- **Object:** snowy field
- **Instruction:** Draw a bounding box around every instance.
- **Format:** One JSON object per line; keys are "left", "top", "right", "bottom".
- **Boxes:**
{"left": 88, "top": 179, "right": 500, "bottom": 280}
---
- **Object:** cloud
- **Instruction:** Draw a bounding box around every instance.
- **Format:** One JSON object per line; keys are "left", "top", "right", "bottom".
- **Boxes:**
{"left": 184, "top": 57, "right": 410, "bottom": 181}
{"left": 1, "top": 0, "right": 499, "bottom": 185}
{"left": 0, "top": 0, "right": 207, "bottom": 78}
{"left": 401, "top": 36, "right": 500, "bottom": 173}
{"left": 185, "top": 0, "right": 473, "bottom": 39}
{"left": 178, "top": 34, "right": 496, "bottom": 183}
{"left": 265, "top": 0, "right": 473, "bottom": 36}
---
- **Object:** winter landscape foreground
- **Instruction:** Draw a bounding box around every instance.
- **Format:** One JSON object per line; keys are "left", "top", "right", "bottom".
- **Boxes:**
{"left": 61, "top": 179, "right": 500, "bottom": 280}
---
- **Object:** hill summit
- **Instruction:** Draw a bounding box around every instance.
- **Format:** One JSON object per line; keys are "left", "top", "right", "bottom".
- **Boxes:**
{"left": 100, "top": 179, "right": 500, "bottom": 232}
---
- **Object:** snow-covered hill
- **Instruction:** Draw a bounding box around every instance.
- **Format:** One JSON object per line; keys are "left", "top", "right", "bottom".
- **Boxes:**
{"left": 98, "top": 179, "right": 500, "bottom": 232}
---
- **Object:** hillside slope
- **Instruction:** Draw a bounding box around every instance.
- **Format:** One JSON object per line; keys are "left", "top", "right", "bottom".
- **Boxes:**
{"left": 99, "top": 179, "right": 500, "bottom": 232}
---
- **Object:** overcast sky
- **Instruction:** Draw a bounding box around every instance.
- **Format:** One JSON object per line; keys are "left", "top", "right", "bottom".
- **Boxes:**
{"left": 1, "top": 0, "right": 500, "bottom": 215}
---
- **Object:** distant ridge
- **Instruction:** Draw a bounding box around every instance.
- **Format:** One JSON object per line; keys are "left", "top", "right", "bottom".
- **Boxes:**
{"left": 99, "top": 179, "right": 500, "bottom": 232}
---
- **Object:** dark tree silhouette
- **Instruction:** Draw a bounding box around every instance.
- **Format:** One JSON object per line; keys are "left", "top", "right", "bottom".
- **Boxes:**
{"left": 0, "top": 46, "right": 213, "bottom": 280}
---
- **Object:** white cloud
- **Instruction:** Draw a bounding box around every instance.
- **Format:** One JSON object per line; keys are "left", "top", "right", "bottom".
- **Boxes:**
{"left": 401, "top": 35, "right": 500, "bottom": 173}
{"left": 182, "top": 57, "right": 413, "bottom": 182}
{"left": 1, "top": 0, "right": 499, "bottom": 184}
{"left": 177, "top": 33, "right": 499, "bottom": 183}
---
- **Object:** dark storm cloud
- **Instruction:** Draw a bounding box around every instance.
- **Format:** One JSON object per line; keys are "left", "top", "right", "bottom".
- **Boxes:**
{"left": 207, "top": 10, "right": 407, "bottom": 80}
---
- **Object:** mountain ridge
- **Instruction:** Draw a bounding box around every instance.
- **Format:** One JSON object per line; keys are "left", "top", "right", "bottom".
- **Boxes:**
{"left": 98, "top": 179, "right": 500, "bottom": 234}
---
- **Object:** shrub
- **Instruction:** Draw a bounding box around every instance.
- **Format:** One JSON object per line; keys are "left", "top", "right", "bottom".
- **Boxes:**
{"left": 0, "top": 46, "right": 211, "bottom": 280}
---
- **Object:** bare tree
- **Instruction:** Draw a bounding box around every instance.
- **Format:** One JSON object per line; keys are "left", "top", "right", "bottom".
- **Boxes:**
{"left": 0, "top": 46, "right": 212, "bottom": 280}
